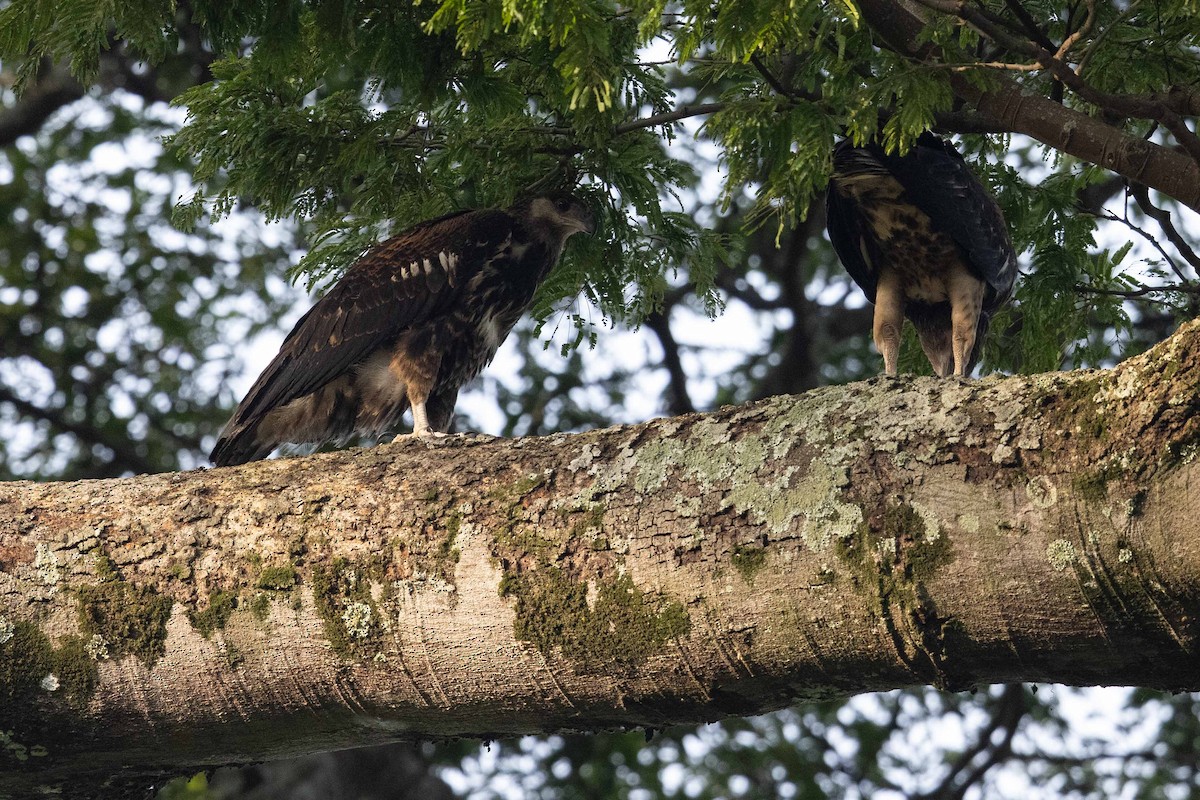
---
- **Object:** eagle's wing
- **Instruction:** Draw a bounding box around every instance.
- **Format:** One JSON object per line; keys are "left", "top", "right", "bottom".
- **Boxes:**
{"left": 825, "top": 142, "right": 885, "bottom": 303}
{"left": 881, "top": 134, "right": 1018, "bottom": 306}
{"left": 215, "top": 208, "right": 515, "bottom": 447}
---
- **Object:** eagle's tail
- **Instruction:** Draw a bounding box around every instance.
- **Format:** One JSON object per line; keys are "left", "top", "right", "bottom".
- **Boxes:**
{"left": 210, "top": 421, "right": 273, "bottom": 467}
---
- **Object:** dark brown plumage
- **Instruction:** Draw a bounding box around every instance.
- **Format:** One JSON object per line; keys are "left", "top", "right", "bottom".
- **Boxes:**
{"left": 826, "top": 133, "right": 1017, "bottom": 377}
{"left": 211, "top": 193, "right": 595, "bottom": 466}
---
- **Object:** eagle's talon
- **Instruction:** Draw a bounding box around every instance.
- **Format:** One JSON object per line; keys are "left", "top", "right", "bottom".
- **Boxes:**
{"left": 391, "top": 430, "right": 450, "bottom": 443}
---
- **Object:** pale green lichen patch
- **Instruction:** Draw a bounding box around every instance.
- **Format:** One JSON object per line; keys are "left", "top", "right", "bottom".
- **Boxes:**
{"left": 341, "top": 602, "right": 373, "bottom": 639}
{"left": 910, "top": 501, "right": 943, "bottom": 542}
{"left": 1026, "top": 476, "right": 1058, "bottom": 509}
{"left": 1118, "top": 548, "right": 1134, "bottom": 563}
{"left": 956, "top": 513, "right": 980, "bottom": 534}
{"left": 1047, "top": 539, "right": 1078, "bottom": 571}
{"left": 499, "top": 567, "right": 689, "bottom": 670}
{"left": 793, "top": 461, "right": 863, "bottom": 553}
{"left": 77, "top": 580, "right": 173, "bottom": 666}
{"left": 567, "top": 442, "right": 602, "bottom": 473}
{"left": 0, "top": 615, "right": 13, "bottom": 645}
{"left": 623, "top": 421, "right": 855, "bottom": 538}
{"left": 84, "top": 634, "right": 109, "bottom": 660}
{"left": 35, "top": 544, "right": 60, "bottom": 587}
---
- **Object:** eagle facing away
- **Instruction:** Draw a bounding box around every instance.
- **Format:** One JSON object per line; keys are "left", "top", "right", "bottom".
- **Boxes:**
{"left": 825, "top": 133, "right": 1017, "bottom": 377}
{"left": 210, "top": 193, "right": 595, "bottom": 466}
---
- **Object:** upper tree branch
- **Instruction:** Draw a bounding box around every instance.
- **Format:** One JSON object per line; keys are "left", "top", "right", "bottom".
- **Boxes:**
{"left": 910, "top": 0, "right": 1200, "bottom": 164}
{"left": 853, "top": 0, "right": 1200, "bottom": 213}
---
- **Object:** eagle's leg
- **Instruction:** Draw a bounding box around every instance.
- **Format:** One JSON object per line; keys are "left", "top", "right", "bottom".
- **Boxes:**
{"left": 410, "top": 401, "right": 433, "bottom": 436}
{"left": 948, "top": 271, "right": 986, "bottom": 377}
{"left": 387, "top": 343, "right": 444, "bottom": 441}
{"left": 872, "top": 269, "right": 905, "bottom": 376}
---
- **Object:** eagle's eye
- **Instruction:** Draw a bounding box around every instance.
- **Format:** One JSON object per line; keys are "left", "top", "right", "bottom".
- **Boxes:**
{"left": 554, "top": 198, "right": 571, "bottom": 213}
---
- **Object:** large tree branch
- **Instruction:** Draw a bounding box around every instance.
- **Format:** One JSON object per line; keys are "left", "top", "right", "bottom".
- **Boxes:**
{"left": 910, "top": 0, "right": 1200, "bottom": 165}
{"left": 854, "top": 0, "right": 1200, "bottom": 214}
{"left": 5, "top": 320, "right": 1200, "bottom": 797}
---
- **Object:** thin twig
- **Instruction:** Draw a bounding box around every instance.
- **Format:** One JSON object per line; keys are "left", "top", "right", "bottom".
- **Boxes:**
{"left": 1074, "top": 283, "right": 1200, "bottom": 298}
{"left": 749, "top": 53, "right": 792, "bottom": 97}
{"left": 1055, "top": 0, "right": 1096, "bottom": 60}
{"left": 1128, "top": 182, "right": 1200, "bottom": 274}
{"left": 1002, "top": 0, "right": 1058, "bottom": 52}
{"left": 950, "top": 61, "right": 1042, "bottom": 72}
{"left": 1091, "top": 206, "right": 1189, "bottom": 283}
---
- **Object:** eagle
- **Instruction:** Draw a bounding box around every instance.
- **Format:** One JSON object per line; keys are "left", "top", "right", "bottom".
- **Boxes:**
{"left": 825, "top": 132, "right": 1017, "bottom": 377}
{"left": 210, "top": 193, "right": 596, "bottom": 466}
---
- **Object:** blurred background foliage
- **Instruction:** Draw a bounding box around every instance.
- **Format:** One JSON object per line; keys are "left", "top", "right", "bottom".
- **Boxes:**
{"left": 2, "top": 0, "right": 1199, "bottom": 797}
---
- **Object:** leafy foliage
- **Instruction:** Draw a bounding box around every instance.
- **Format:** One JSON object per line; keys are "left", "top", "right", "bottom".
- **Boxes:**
{"left": 0, "top": 94, "right": 297, "bottom": 478}
{"left": 9, "top": 0, "right": 1198, "bottom": 371}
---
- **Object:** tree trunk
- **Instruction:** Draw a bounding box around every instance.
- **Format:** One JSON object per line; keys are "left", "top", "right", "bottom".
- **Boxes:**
{"left": 4, "top": 320, "right": 1200, "bottom": 798}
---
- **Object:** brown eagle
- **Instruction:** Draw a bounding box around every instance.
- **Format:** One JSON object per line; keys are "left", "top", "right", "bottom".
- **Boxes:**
{"left": 825, "top": 133, "right": 1017, "bottom": 377}
{"left": 211, "top": 193, "right": 595, "bottom": 466}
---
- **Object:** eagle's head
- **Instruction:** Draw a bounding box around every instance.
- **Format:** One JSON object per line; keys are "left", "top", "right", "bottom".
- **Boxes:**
{"left": 521, "top": 192, "right": 597, "bottom": 242}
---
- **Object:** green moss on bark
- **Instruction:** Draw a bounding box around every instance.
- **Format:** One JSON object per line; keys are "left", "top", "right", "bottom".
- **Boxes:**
{"left": 0, "top": 621, "right": 99, "bottom": 712}
{"left": 730, "top": 545, "right": 767, "bottom": 583}
{"left": 77, "top": 582, "right": 173, "bottom": 667}
{"left": 311, "top": 557, "right": 384, "bottom": 658}
{"left": 189, "top": 591, "right": 237, "bottom": 638}
{"left": 499, "top": 567, "right": 690, "bottom": 670}
{"left": 256, "top": 564, "right": 298, "bottom": 590}
{"left": 250, "top": 593, "right": 272, "bottom": 621}
{"left": 834, "top": 500, "right": 960, "bottom": 687}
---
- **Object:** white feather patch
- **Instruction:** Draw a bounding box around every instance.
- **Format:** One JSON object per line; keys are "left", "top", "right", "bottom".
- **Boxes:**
{"left": 479, "top": 311, "right": 506, "bottom": 354}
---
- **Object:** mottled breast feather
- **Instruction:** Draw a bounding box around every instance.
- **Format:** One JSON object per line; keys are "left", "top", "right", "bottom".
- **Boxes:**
{"left": 877, "top": 133, "right": 1017, "bottom": 311}
{"left": 826, "top": 133, "right": 1017, "bottom": 313}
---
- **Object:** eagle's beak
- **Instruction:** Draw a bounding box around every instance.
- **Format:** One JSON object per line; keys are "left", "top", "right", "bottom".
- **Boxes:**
{"left": 579, "top": 208, "right": 597, "bottom": 236}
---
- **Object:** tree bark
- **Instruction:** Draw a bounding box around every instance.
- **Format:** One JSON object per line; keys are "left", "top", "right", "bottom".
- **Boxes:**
{"left": 4, "top": 320, "right": 1200, "bottom": 798}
